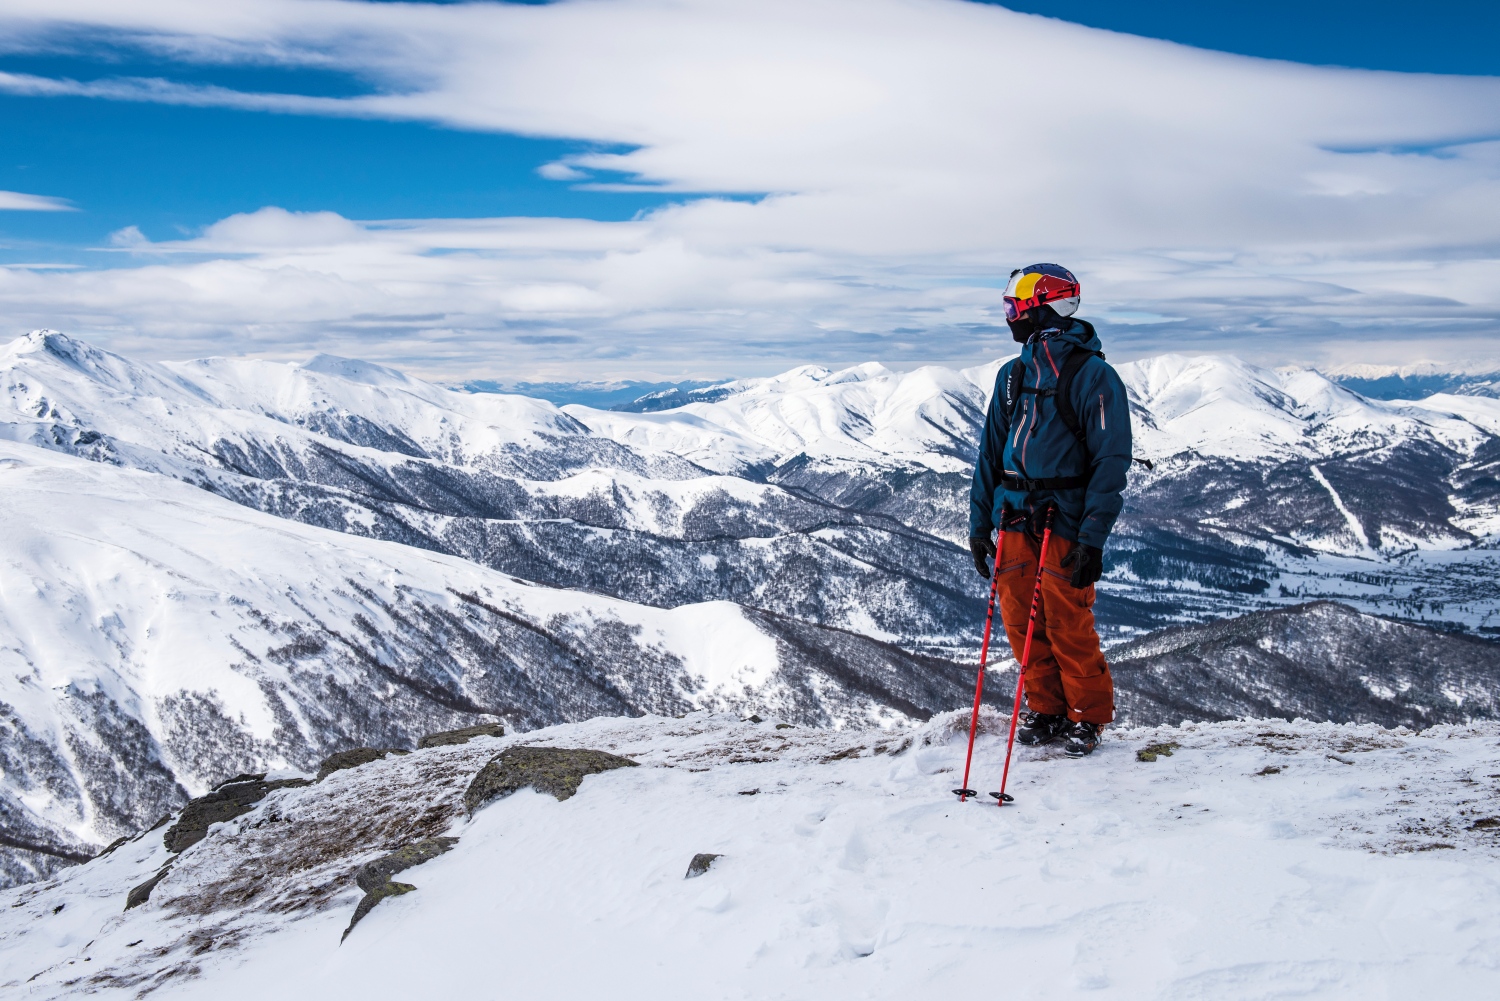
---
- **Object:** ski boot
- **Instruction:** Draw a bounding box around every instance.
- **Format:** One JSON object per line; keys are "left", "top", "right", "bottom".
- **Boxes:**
{"left": 1017, "top": 711, "right": 1070, "bottom": 746}
{"left": 1063, "top": 721, "right": 1102, "bottom": 757}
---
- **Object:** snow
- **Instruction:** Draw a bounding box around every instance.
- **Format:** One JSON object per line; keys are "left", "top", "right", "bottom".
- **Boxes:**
{"left": 567, "top": 360, "right": 989, "bottom": 472}
{"left": 567, "top": 349, "right": 1500, "bottom": 487}
{"left": 0, "top": 439, "right": 812, "bottom": 853}
{"left": 1408, "top": 392, "right": 1500, "bottom": 437}
{"left": 3, "top": 712, "right": 1498, "bottom": 999}
{"left": 520, "top": 466, "right": 779, "bottom": 536}
{"left": 0, "top": 331, "right": 591, "bottom": 484}
{"left": 657, "top": 601, "right": 781, "bottom": 702}
{"left": 1115, "top": 353, "right": 1491, "bottom": 463}
{"left": 563, "top": 406, "right": 778, "bottom": 473}
{"left": 1308, "top": 464, "right": 1372, "bottom": 555}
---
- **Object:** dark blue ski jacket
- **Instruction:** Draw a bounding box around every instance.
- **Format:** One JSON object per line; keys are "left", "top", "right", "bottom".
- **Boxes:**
{"left": 969, "top": 318, "right": 1132, "bottom": 549}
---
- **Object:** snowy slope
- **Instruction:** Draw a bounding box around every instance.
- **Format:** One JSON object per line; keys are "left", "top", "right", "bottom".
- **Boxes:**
{"left": 567, "top": 361, "right": 991, "bottom": 473}
{"left": 1, "top": 331, "right": 607, "bottom": 476}
{"left": 576, "top": 351, "right": 1494, "bottom": 475}
{"left": 0, "top": 440, "right": 982, "bottom": 887}
{"left": 3, "top": 711, "right": 1498, "bottom": 999}
{"left": 575, "top": 350, "right": 1500, "bottom": 630}
{"left": 0, "top": 332, "right": 979, "bottom": 649}
{"left": 10, "top": 331, "right": 1500, "bottom": 647}
{"left": 5, "top": 329, "right": 1500, "bottom": 887}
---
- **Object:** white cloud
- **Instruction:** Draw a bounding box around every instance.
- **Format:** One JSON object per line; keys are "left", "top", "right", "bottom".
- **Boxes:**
{"left": 537, "top": 161, "right": 589, "bottom": 182}
{"left": 0, "top": 189, "right": 76, "bottom": 211}
{"left": 0, "top": 0, "right": 1498, "bottom": 378}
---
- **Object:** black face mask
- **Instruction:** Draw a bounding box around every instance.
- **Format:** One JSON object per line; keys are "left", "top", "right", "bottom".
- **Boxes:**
{"left": 1007, "top": 312, "right": 1038, "bottom": 343}
{"left": 1006, "top": 303, "right": 1064, "bottom": 343}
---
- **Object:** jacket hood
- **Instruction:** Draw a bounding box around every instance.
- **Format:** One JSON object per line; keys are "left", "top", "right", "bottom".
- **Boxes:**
{"left": 1043, "top": 317, "right": 1102, "bottom": 353}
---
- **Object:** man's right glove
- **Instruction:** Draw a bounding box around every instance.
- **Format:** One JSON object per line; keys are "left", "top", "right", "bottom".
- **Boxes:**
{"left": 968, "top": 534, "right": 997, "bottom": 579}
{"left": 1060, "top": 543, "right": 1104, "bottom": 589}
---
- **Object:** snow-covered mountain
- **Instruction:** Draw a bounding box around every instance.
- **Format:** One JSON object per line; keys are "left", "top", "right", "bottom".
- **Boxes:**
{"left": 9, "top": 330, "right": 1499, "bottom": 646}
{"left": 1, "top": 333, "right": 976, "bottom": 652}
{"left": 4, "top": 711, "right": 1497, "bottom": 999}
{"left": 583, "top": 350, "right": 1500, "bottom": 628}
{"left": 0, "top": 440, "right": 982, "bottom": 886}
{"left": 1109, "top": 602, "right": 1500, "bottom": 728}
{"left": 3, "top": 329, "right": 1500, "bottom": 888}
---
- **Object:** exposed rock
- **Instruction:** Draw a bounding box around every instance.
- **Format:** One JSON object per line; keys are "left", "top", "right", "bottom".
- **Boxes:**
{"left": 417, "top": 723, "right": 506, "bottom": 749}
{"left": 1137, "top": 742, "right": 1180, "bottom": 762}
{"left": 685, "top": 853, "right": 722, "bottom": 878}
{"left": 463, "top": 746, "right": 638, "bottom": 814}
{"left": 125, "top": 868, "right": 170, "bottom": 910}
{"left": 163, "top": 777, "right": 312, "bottom": 853}
{"left": 212, "top": 773, "right": 266, "bottom": 790}
{"left": 96, "top": 835, "right": 131, "bottom": 859}
{"left": 316, "top": 747, "right": 405, "bottom": 781}
{"left": 342, "top": 837, "right": 459, "bottom": 940}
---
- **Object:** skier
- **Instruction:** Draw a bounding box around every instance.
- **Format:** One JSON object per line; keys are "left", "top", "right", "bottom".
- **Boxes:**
{"left": 968, "top": 264, "right": 1132, "bottom": 757}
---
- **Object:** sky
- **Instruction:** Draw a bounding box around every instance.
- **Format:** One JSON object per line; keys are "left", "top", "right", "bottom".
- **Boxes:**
{"left": 1, "top": 0, "right": 1498, "bottom": 382}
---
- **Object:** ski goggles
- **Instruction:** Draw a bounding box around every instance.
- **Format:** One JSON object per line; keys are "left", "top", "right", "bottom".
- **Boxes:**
{"left": 1004, "top": 294, "right": 1080, "bottom": 322}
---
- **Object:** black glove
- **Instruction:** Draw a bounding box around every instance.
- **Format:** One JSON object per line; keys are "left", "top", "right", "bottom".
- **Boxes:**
{"left": 1060, "top": 543, "right": 1103, "bottom": 589}
{"left": 968, "top": 535, "right": 997, "bottom": 579}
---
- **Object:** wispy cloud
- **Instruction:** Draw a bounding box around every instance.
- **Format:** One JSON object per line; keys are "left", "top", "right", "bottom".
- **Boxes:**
{"left": 0, "top": 189, "right": 77, "bottom": 211}
{"left": 1, "top": 0, "right": 1498, "bottom": 377}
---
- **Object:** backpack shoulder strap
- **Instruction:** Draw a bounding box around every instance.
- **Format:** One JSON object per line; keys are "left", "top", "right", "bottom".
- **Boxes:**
{"left": 1055, "top": 346, "right": 1102, "bottom": 447}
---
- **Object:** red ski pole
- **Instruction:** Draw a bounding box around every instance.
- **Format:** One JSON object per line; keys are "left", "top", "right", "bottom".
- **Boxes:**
{"left": 953, "top": 540, "right": 1003, "bottom": 803}
{"left": 992, "top": 505, "right": 1055, "bottom": 807}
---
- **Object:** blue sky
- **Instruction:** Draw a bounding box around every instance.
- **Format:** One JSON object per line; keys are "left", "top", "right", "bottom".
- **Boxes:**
{"left": 0, "top": 49, "right": 673, "bottom": 259}
{"left": 995, "top": 2, "right": 1500, "bottom": 77}
{"left": 1, "top": 0, "right": 1498, "bottom": 379}
{"left": 4, "top": 1, "right": 1495, "bottom": 257}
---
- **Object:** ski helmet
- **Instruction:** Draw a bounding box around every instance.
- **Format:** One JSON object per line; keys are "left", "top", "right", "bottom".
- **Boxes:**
{"left": 1003, "top": 264, "right": 1080, "bottom": 321}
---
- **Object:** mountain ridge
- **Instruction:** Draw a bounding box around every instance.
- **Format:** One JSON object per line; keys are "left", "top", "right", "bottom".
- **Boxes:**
{"left": 4, "top": 330, "right": 1500, "bottom": 887}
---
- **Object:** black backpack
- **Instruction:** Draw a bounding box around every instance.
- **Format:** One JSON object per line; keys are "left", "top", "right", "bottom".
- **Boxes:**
{"left": 1001, "top": 319, "right": 1102, "bottom": 450}
{"left": 998, "top": 320, "right": 1151, "bottom": 491}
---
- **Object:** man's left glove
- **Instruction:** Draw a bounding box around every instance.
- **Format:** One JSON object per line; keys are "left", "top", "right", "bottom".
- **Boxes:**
{"left": 968, "top": 535, "right": 997, "bottom": 579}
{"left": 1060, "top": 543, "right": 1103, "bottom": 589}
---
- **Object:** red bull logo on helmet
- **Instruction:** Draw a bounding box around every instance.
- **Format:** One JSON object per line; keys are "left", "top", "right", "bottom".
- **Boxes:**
{"left": 1003, "top": 263, "right": 1080, "bottom": 321}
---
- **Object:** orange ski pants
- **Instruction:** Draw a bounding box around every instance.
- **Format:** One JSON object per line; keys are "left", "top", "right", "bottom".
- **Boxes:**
{"left": 993, "top": 530, "right": 1115, "bottom": 724}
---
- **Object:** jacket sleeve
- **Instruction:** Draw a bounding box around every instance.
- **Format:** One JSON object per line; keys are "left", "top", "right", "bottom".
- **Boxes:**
{"left": 969, "top": 364, "right": 1013, "bottom": 538}
{"left": 1075, "top": 360, "right": 1132, "bottom": 550}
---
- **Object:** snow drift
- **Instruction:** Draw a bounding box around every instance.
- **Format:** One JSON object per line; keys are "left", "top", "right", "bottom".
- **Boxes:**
{"left": 2, "top": 711, "right": 1497, "bottom": 999}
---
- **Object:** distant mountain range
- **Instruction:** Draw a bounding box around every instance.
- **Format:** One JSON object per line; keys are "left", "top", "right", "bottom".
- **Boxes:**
{"left": 2, "top": 330, "right": 1499, "bottom": 885}
{"left": 460, "top": 378, "right": 722, "bottom": 411}
{"left": 1325, "top": 371, "right": 1500, "bottom": 401}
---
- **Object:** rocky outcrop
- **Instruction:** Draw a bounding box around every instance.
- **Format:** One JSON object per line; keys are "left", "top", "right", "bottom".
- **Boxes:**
{"left": 685, "top": 853, "right": 721, "bottom": 878}
{"left": 162, "top": 776, "right": 311, "bottom": 853}
{"left": 463, "top": 747, "right": 638, "bottom": 814}
{"left": 342, "top": 837, "right": 459, "bottom": 940}
{"left": 316, "top": 748, "right": 406, "bottom": 781}
{"left": 124, "top": 867, "right": 170, "bottom": 910}
{"left": 417, "top": 723, "right": 506, "bottom": 749}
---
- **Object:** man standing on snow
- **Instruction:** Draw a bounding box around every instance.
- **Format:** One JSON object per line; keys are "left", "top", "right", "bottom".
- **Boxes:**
{"left": 968, "top": 264, "right": 1132, "bottom": 757}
